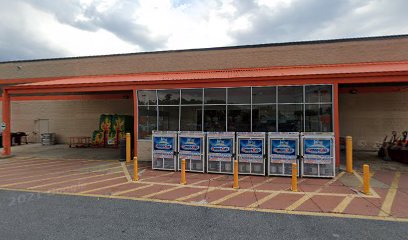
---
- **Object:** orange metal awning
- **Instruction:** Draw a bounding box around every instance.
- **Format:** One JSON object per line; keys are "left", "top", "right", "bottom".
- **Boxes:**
{"left": 6, "top": 61, "right": 408, "bottom": 94}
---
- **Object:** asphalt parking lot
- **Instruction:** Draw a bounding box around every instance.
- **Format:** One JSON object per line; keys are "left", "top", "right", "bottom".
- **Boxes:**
{"left": 1, "top": 189, "right": 407, "bottom": 240}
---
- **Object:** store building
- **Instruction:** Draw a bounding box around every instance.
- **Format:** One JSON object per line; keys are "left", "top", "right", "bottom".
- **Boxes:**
{"left": 1, "top": 35, "right": 408, "bottom": 165}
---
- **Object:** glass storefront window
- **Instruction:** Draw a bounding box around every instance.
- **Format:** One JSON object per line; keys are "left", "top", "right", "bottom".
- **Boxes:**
{"left": 305, "top": 104, "right": 333, "bottom": 132}
{"left": 138, "top": 90, "right": 156, "bottom": 105}
{"left": 278, "top": 104, "right": 303, "bottom": 132}
{"left": 305, "top": 85, "right": 332, "bottom": 103}
{"left": 180, "top": 105, "right": 202, "bottom": 131}
{"left": 252, "top": 86, "right": 276, "bottom": 104}
{"left": 278, "top": 86, "right": 303, "bottom": 103}
{"left": 158, "top": 89, "right": 180, "bottom": 105}
{"left": 138, "top": 85, "right": 333, "bottom": 139}
{"left": 181, "top": 89, "right": 203, "bottom": 104}
{"left": 204, "top": 88, "right": 226, "bottom": 104}
{"left": 138, "top": 106, "right": 157, "bottom": 139}
{"left": 227, "top": 87, "right": 251, "bottom": 104}
{"left": 158, "top": 106, "right": 179, "bottom": 131}
{"left": 252, "top": 105, "right": 277, "bottom": 132}
{"left": 227, "top": 105, "right": 251, "bottom": 132}
{"left": 204, "top": 105, "right": 226, "bottom": 131}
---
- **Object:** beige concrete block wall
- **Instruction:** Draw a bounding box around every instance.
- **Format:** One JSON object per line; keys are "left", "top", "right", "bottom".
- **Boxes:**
{"left": 8, "top": 99, "right": 133, "bottom": 143}
{"left": 1, "top": 98, "right": 154, "bottom": 161}
{"left": 339, "top": 91, "right": 408, "bottom": 151}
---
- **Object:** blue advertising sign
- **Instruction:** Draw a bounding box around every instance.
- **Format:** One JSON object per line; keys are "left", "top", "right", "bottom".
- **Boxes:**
{"left": 270, "top": 139, "right": 297, "bottom": 163}
{"left": 153, "top": 136, "right": 175, "bottom": 159}
{"left": 208, "top": 138, "right": 233, "bottom": 162}
{"left": 179, "top": 137, "right": 202, "bottom": 160}
{"left": 239, "top": 139, "right": 263, "bottom": 163}
{"left": 303, "top": 138, "right": 333, "bottom": 164}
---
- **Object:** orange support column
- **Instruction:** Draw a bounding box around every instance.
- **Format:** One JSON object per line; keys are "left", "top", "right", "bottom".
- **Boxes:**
{"left": 2, "top": 90, "right": 11, "bottom": 156}
{"left": 333, "top": 83, "right": 340, "bottom": 167}
{"left": 133, "top": 89, "right": 138, "bottom": 158}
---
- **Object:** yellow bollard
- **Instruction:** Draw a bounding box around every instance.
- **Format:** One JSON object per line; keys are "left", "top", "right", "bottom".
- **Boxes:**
{"left": 126, "top": 133, "right": 131, "bottom": 164}
{"left": 346, "top": 136, "right": 353, "bottom": 173}
{"left": 233, "top": 160, "right": 239, "bottom": 189}
{"left": 363, "top": 164, "right": 370, "bottom": 195}
{"left": 180, "top": 159, "right": 187, "bottom": 185}
{"left": 292, "top": 163, "right": 298, "bottom": 192}
{"left": 133, "top": 157, "right": 139, "bottom": 181}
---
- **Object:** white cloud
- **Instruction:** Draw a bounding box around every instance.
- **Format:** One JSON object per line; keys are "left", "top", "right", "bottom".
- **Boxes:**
{"left": 0, "top": 0, "right": 407, "bottom": 61}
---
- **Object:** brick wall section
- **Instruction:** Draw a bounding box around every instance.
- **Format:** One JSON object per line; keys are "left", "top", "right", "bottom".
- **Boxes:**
{"left": 1, "top": 37, "right": 408, "bottom": 80}
{"left": 339, "top": 91, "right": 408, "bottom": 151}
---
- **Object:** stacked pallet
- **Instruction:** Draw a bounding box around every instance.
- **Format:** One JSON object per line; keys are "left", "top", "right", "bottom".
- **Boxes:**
{"left": 41, "top": 133, "right": 56, "bottom": 145}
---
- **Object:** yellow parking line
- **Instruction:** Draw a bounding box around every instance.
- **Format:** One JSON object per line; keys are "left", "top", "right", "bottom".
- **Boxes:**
{"left": 28, "top": 170, "right": 123, "bottom": 189}
{"left": 0, "top": 160, "right": 79, "bottom": 171}
{"left": 80, "top": 182, "right": 130, "bottom": 194}
{"left": 286, "top": 172, "right": 346, "bottom": 211}
{"left": 333, "top": 195, "right": 355, "bottom": 213}
{"left": 379, "top": 172, "right": 401, "bottom": 217}
{"left": 353, "top": 171, "right": 379, "bottom": 198}
{"left": 0, "top": 165, "right": 122, "bottom": 187}
{"left": 139, "top": 172, "right": 176, "bottom": 181}
{"left": 141, "top": 186, "right": 185, "bottom": 198}
{"left": 75, "top": 162, "right": 120, "bottom": 172}
{"left": 187, "top": 178, "right": 211, "bottom": 186}
{"left": 285, "top": 194, "right": 311, "bottom": 211}
{"left": 112, "top": 184, "right": 154, "bottom": 196}
{"left": 1, "top": 187, "right": 407, "bottom": 222}
{"left": 189, "top": 175, "right": 225, "bottom": 185}
{"left": 0, "top": 162, "right": 119, "bottom": 182}
{"left": 0, "top": 158, "right": 95, "bottom": 169}
{"left": 52, "top": 175, "right": 126, "bottom": 192}
{"left": 121, "top": 162, "right": 132, "bottom": 182}
{"left": 0, "top": 161, "right": 118, "bottom": 179}
{"left": 1, "top": 161, "right": 115, "bottom": 178}
{"left": 177, "top": 177, "right": 243, "bottom": 202}
{"left": 176, "top": 188, "right": 212, "bottom": 201}
{"left": 210, "top": 191, "right": 244, "bottom": 205}
{"left": 248, "top": 192, "right": 280, "bottom": 208}
{"left": 0, "top": 158, "right": 48, "bottom": 167}
{"left": 177, "top": 177, "right": 272, "bottom": 202}
{"left": 128, "top": 179, "right": 380, "bottom": 199}
{"left": 211, "top": 177, "right": 277, "bottom": 205}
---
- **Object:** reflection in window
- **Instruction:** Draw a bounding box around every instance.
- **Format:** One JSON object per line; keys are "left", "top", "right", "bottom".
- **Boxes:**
{"left": 204, "top": 105, "right": 226, "bottom": 131}
{"left": 305, "top": 104, "right": 332, "bottom": 132}
{"left": 138, "top": 106, "right": 157, "bottom": 139}
{"left": 227, "top": 87, "right": 251, "bottom": 104}
{"left": 252, "top": 105, "right": 277, "bottom": 132}
{"left": 204, "top": 88, "right": 226, "bottom": 104}
{"left": 158, "top": 90, "right": 180, "bottom": 105}
{"left": 158, "top": 106, "right": 179, "bottom": 131}
{"left": 138, "top": 85, "right": 334, "bottom": 139}
{"left": 278, "top": 86, "right": 303, "bottom": 103}
{"left": 278, "top": 104, "right": 303, "bottom": 132}
{"left": 227, "top": 105, "right": 251, "bottom": 132}
{"left": 252, "top": 87, "right": 276, "bottom": 104}
{"left": 180, "top": 106, "right": 202, "bottom": 131}
{"left": 181, "top": 89, "right": 203, "bottom": 104}
{"left": 305, "top": 85, "right": 332, "bottom": 103}
{"left": 138, "top": 90, "right": 156, "bottom": 105}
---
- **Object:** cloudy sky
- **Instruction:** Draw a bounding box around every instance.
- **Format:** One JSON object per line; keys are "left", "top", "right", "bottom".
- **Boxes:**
{"left": 1, "top": 0, "right": 407, "bottom": 61}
